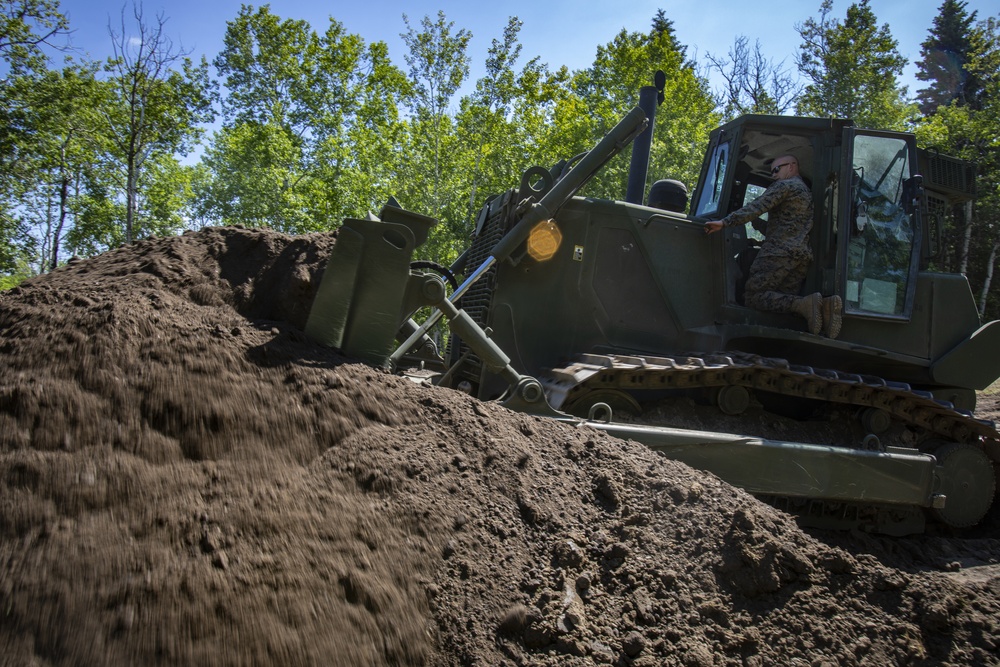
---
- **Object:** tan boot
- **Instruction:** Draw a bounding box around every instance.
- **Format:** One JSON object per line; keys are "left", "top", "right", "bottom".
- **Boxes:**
{"left": 822, "top": 295, "right": 843, "bottom": 339}
{"left": 791, "top": 292, "right": 823, "bottom": 335}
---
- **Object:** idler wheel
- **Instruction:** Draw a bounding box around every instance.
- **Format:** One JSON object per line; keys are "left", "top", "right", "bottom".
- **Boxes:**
{"left": 930, "top": 442, "right": 996, "bottom": 528}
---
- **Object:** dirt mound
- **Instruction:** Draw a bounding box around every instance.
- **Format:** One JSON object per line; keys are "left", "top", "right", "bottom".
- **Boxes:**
{"left": 1, "top": 227, "right": 998, "bottom": 666}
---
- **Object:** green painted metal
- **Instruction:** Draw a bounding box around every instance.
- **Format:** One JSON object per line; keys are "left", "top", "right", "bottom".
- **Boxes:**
{"left": 305, "top": 103, "right": 998, "bottom": 533}
{"left": 576, "top": 419, "right": 939, "bottom": 507}
{"left": 305, "top": 206, "right": 435, "bottom": 368}
{"left": 931, "top": 320, "right": 1000, "bottom": 390}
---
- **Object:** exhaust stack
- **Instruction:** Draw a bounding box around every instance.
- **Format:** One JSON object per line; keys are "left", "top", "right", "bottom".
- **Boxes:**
{"left": 625, "top": 71, "right": 665, "bottom": 205}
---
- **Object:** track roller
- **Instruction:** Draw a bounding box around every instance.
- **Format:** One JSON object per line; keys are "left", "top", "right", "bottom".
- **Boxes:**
{"left": 715, "top": 385, "right": 751, "bottom": 415}
{"left": 564, "top": 389, "right": 641, "bottom": 419}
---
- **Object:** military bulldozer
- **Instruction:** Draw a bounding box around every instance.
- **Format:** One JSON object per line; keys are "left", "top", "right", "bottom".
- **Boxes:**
{"left": 305, "top": 84, "right": 1000, "bottom": 536}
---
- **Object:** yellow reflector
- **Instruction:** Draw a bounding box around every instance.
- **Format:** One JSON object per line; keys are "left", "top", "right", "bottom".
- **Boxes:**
{"left": 527, "top": 220, "right": 562, "bottom": 262}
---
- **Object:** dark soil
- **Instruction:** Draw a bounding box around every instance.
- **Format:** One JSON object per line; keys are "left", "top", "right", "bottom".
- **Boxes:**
{"left": 1, "top": 227, "right": 998, "bottom": 666}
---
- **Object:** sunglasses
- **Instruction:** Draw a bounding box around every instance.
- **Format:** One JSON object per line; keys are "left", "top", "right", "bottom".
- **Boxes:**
{"left": 771, "top": 162, "right": 793, "bottom": 174}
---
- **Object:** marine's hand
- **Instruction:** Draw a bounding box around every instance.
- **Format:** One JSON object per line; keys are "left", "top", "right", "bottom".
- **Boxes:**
{"left": 703, "top": 221, "right": 724, "bottom": 235}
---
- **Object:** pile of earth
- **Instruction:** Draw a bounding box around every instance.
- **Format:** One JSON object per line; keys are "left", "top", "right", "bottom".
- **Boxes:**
{"left": 1, "top": 226, "right": 998, "bottom": 666}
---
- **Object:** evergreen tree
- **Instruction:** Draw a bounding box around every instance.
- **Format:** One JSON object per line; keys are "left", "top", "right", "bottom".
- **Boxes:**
{"left": 795, "top": 0, "right": 914, "bottom": 129}
{"left": 650, "top": 9, "right": 687, "bottom": 61}
{"left": 915, "top": 0, "right": 979, "bottom": 114}
{"left": 917, "top": 17, "right": 1000, "bottom": 318}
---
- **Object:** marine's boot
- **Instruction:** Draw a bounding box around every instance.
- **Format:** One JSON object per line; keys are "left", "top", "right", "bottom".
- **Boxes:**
{"left": 822, "top": 295, "right": 843, "bottom": 339}
{"left": 791, "top": 292, "right": 823, "bottom": 335}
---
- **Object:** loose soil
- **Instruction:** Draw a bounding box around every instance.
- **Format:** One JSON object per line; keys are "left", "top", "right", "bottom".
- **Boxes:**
{"left": 1, "top": 227, "right": 998, "bottom": 666}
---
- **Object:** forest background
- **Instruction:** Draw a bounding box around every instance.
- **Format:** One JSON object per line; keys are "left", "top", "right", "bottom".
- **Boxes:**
{"left": 1, "top": 0, "right": 998, "bottom": 318}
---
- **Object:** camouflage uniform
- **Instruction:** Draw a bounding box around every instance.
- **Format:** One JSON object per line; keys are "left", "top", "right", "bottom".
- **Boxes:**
{"left": 721, "top": 176, "right": 813, "bottom": 313}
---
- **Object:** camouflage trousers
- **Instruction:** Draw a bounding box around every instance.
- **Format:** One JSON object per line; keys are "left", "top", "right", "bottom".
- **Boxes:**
{"left": 744, "top": 252, "right": 810, "bottom": 313}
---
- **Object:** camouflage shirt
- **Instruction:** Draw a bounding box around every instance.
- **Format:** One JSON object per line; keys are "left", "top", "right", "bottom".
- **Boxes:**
{"left": 721, "top": 176, "right": 813, "bottom": 261}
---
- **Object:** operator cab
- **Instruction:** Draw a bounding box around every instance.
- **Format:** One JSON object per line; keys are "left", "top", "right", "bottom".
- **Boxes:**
{"left": 691, "top": 115, "right": 929, "bottom": 332}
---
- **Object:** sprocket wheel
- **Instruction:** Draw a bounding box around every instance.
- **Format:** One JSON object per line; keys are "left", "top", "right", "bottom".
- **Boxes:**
{"left": 930, "top": 442, "right": 996, "bottom": 529}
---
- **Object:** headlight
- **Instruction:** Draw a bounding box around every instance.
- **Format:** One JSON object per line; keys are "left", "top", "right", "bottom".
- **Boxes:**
{"left": 526, "top": 219, "right": 562, "bottom": 262}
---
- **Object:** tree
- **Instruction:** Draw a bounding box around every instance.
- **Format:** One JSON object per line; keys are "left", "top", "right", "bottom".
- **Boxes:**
{"left": 957, "top": 17, "right": 1000, "bottom": 319}
{"left": 101, "top": 3, "right": 215, "bottom": 244}
{"left": 915, "top": 0, "right": 979, "bottom": 115}
{"left": 795, "top": 0, "right": 915, "bottom": 129}
{"left": 206, "top": 6, "right": 328, "bottom": 230}
{"left": 0, "top": 0, "right": 70, "bottom": 275}
{"left": 309, "top": 17, "right": 410, "bottom": 223}
{"left": 567, "top": 18, "right": 718, "bottom": 202}
{"left": 917, "top": 16, "right": 1000, "bottom": 318}
{"left": 196, "top": 121, "right": 315, "bottom": 231}
{"left": 650, "top": 10, "right": 687, "bottom": 61}
{"left": 335, "top": 38, "right": 411, "bottom": 218}
{"left": 399, "top": 10, "right": 471, "bottom": 226}
{"left": 461, "top": 17, "right": 523, "bottom": 221}
{"left": 8, "top": 63, "right": 106, "bottom": 272}
{"left": 0, "top": 0, "right": 69, "bottom": 74}
{"left": 706, "top": 36, "right": 801, "bottom": 119}
{"left": 441, "top": 17, "right": 570, "bottom": 264}
{"left": 203, "top": 5, "right": 408, "bottom": 231}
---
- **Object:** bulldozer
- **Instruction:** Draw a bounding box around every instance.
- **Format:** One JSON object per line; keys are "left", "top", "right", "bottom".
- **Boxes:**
{"left": 305, "top": 79, "right": 1000, "bottom": 536}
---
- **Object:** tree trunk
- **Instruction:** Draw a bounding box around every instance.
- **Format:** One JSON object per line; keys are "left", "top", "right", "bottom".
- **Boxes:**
{"left": 126, "top": 156, "right": 137, "bottom": 245}
{"left": 979, "top": 241, "right": 999, "bottom": 320}
{"left": 959, "top": 200, "right": 973, "bottom": 275}
{"left": 50, "top": 140, "right": 71, "bottom": 273}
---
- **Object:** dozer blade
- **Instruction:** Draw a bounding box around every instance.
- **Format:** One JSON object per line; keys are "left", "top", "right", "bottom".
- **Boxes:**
{"left": 306, "top": 207, "right": 435, "bottom": 367}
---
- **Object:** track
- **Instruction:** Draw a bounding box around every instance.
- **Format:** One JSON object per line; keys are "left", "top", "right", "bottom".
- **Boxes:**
{"left": 542, "top": 351, "right": 1000, "bottom": 531}
{"left": 543, "top": 351, "right": 1000, "bottom": 445}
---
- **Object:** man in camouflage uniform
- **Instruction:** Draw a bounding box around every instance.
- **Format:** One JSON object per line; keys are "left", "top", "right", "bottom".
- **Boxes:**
{"left": 703, "top": 155, "right": 842, "bottom": 338}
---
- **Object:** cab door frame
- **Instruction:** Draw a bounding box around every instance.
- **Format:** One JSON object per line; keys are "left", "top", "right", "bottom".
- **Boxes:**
{"left": 836, "top": 127, "right": 924, "bottom": 322}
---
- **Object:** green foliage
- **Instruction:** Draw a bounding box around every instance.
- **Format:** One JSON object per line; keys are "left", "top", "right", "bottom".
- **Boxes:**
{"left": 202, "top": 5, "right": 409, "bottom": 233}
{"left": 64, "top": 171, "right": 126, "bottom": 256}
{"left": 796, "top": 0, "right": 916, "bottom": 129}
{"left": 0, "top": 62, "right": 106, "bottom": 273}
{"left": 101, "top": 5, "right": 216, "bottom": 243}
{"left": 0, "top": 254, "right": 32, "bottom": 289}
{"left": 0, "top": 4, "right": 213, "bottom": 281}
{"left": 917, "top": 16, "right": 1000, "bottom": 318}
{"left": 568, "top": 25, "right": 718, "bottom": 203}
{"left": 0, "top": 0, "right": 68, "bottom": 74}
{"left": 445, "top": 17, "right": 562, "bottom": 260}
{"left": 0, "top": 1, "right": 72, "bottom": 272}
{"left": 139, "top": 154, "right": 200, "bottom": 236}
{"left": 3, "top": 1, "right": 999, "bottom": 325}
{"left": 916, "top": 0, "right": 980, "bottom": 114}
{"left": 399, "top": 9, "right": 472, "bottom": 250}
{"left": 196, "top": 121, "right": 321, "bottom": 232}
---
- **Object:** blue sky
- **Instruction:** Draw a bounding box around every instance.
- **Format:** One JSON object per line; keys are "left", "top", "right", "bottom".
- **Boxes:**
{"left": 53, "top": 0, "right": 998, "bottom": 103}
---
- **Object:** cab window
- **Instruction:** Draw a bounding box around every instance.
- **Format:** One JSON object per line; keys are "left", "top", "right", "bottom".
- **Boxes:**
{"left": 845, "top": 134, "right": 916, "bottom": 317}
{"left": 743, "top": 184, "right": 766, "bottom": 242}
{"left": 695, "top": 141, "right": 731, "bottom": 217}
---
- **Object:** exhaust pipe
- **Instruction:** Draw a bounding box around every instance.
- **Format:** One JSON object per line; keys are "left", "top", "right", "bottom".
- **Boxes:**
{"left": 625, "top": 71, "right": 665, "bottom": 205}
